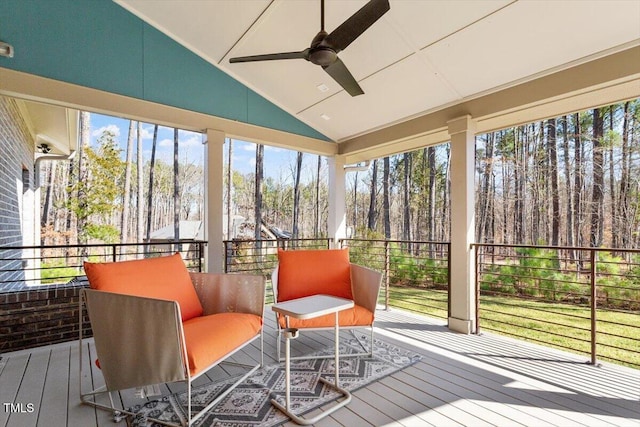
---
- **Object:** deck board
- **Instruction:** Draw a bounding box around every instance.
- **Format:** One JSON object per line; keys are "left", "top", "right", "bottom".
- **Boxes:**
{"left": 7, "top": 350, "right": 49, "bottom": 427}
{"left": 1, "top": 307, "right": 639, "bottom": 427}
{"left": 37, "top": 345, "right": 70, "bottom": 427}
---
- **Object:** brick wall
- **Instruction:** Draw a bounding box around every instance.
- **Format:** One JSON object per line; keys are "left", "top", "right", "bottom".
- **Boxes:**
{"left": 0, "top": 281, "right": 92, "bottom": 352}
{"left": 0, "top": 95, "right": 35, "bottom": 286}
{"left": 0, "top": 96, "right": 88, "bottom": 352}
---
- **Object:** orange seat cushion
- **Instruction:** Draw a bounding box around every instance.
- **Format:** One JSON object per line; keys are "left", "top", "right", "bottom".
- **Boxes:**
{"left": 182, "top": 312, "right": 262, "bottom": 376}
{"left": 83, "top": 253, "right": 203, "bottom": 321}
{"left": 277, "top": 248, "right": 353, "bottom": 302}
{"left": 277, "top": 304, "right": 373, "bottom": 329}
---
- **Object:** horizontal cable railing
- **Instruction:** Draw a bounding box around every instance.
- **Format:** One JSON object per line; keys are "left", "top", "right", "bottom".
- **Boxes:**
{"left": 0, "top": 241, "right": 206, "bottom": 292}
{"left": 339, "top": 238, "right": 450, "bottom": 319}
{"left": 473, "top": 243, "right": 640, "bottom": 369}
{"left": 223, "top": 238, "right": 331, "bottom": 274}
{"left": 223, "top": 238, "right": 331, "bottom": 304}
{"left": 5, "top": 237, "right": 636, "bottom": 369}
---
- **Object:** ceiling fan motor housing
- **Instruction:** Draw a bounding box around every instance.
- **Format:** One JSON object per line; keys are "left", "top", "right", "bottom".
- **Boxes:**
{"left": 309, "top": 46, "right": 337, "bottom": 66}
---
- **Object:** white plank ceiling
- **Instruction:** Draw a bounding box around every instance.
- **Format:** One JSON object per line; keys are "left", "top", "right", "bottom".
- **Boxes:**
{"left": 114, "top": 0, "right": 640, "bottom": 142}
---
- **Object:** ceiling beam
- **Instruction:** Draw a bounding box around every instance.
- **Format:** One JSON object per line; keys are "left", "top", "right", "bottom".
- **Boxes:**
{"left": 339, "top": 45, "right": 640, "bottom": 164}
{"left": 0, "top": 67, "right": 338, "bottom": 156}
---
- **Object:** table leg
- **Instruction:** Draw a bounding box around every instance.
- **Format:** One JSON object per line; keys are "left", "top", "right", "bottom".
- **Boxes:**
{"left": 335, "top": 311, "right": 339, "bottom": 388}
{"left": 271, "top": 310, "right": 352, "bottom": 425}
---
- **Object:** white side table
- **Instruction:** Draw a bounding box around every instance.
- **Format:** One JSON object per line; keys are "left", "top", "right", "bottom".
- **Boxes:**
{"left": 271, "top": 294, "right": 354, "bottom": 425}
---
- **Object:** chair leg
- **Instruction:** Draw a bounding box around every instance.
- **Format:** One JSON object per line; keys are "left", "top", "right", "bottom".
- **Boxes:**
{"left": 260, "top": 329, "right": 264, "bottom": 367}
{"left": 276, "top": 327, "right": 282, "bottom": 361}
{"left": 186, "top": 381, "right": 191, "bottom": 427}
{"left": 370, "top": 326, "right": 375, "bottom": 356}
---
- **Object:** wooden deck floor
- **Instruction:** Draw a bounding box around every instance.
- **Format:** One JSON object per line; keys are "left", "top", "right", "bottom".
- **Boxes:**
{"left": 1, "top": 307, "right": 639, "bottom": 427}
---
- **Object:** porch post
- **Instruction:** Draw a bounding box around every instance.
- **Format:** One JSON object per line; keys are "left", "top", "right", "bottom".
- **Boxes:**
{"left": 447, "top": 115, "right": 477, "bottom": 334}
{"left": 327, "top": 155, "right": 347, "bottom": 248}
{"left": 205, "top": 129, "right": 225, "bottom": 273}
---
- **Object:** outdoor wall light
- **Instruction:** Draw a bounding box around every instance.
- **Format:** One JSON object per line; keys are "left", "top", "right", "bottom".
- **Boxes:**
{"left": 37, "top": 143, "right": 51, "bottom": 154}
{"left": 0, "top": 41, "right": 14, "bottom": 58}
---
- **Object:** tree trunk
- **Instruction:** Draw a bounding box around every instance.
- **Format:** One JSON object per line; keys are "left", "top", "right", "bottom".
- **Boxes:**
{"left": 427, "top": 146, "right": 436, "bottom": 242}
{"left": 618, "top": 101, "right": 630, "bottom": 248}
{"left": 255, "top": 144, "right": 264, "bottom": 241}
{"left": 77, "top": 111, "right": 90, "bottom": 258}
{"left": 352, "top": 171, "right": 359, "bottom": 230}
{"left": 548, "top": 118, "right": 560, "bottom": 246}
{"left": 590, "top": 108, "right": 604, "bottom": 247}
{"left": 173, "top": 128, "right": 180, "bottom": 248}
{"left": 292, "top": 151, "right": 303, "bottom": 238}
{"left": 315, "top": 155, "right": 321, "bottom": 237}
{"left": 514, "top": 126, "right": 525, "bottom": 243}
{"left": 402, "top": 152, "right": 411, "bottom": 243}
{"left": 440, "top": 146, "right": 450, "bottom": 241}
{"left": 227, "top": 138, "right": 233, "bottom": 240}
{"left": 65, "top": 154, "right": 75, "bottom": 260}
{"left": 145, "top": 125, "right": 158, "bottom": 243}
{"left": 561, "top": 116, "right": 574, "bottom": 249}
{"left": 573, "top": 113, "right": 583, "bottom": 247}
{"left": 41, "top": 161, "right": 55, "bottom": 229}
{"left": 367, "top": 159, "right": 378, "bottom": 231}
{"left": 607, "top": 107, "right": 616, "bottom": 248}
{"left": 136, "top": 121, "right": 144, "bottom": 253}
{"left": 120, "top": 121, "right": 135, "bottom": 248}
{"left": 478, "top": 133, "right": 495, "bottom": 243}
{"left": 383, "top": 157, "right": 391, "bottom": 239}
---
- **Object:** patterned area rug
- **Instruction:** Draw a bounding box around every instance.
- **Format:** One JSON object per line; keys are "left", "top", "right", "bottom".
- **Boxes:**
{"left": 128, "top": 332, "right": 421, "bottom": 427}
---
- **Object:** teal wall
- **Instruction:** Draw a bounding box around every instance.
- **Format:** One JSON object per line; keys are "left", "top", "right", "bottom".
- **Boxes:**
{"left": 0, "top": 0, "right": 328, "bottom": 141}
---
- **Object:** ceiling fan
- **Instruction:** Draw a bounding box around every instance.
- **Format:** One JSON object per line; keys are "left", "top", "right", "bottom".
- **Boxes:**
{"left": 229, "top": 0, "right": 390, "bottom": 97}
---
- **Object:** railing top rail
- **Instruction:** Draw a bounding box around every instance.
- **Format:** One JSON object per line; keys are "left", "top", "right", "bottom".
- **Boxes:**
{"left": 472, "top": 243, "right": 640, "bottom": 254}
{"left": 223, "top": 238, "right": 330, "bottom": 243}
{"left": 0, "top": 241, "right": 208, "bottom": 251}
{"left": 340, "top": 238, "right": 450, "bottom": 245}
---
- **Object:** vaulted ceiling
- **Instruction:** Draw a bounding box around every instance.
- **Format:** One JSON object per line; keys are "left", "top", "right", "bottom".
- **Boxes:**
{"left": 115, "top": 0, "right": 640, "bottom": 148}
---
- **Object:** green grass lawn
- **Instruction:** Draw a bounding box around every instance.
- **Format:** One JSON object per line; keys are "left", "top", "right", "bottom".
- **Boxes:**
{"left": 386, "top": 285, "right": 640, "bottom": 369}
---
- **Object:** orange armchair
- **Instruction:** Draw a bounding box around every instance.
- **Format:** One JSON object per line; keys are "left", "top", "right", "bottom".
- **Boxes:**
{"left": 271, "top": 248, "right": 382, "bottom": 360}
{"left": 79, "top": 253, "right": 265, "bottom": 426}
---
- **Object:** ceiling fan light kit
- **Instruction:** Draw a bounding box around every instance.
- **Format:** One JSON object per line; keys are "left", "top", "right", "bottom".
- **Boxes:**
{"left": 229, "top": 0, "right": 390, "bottom": 97}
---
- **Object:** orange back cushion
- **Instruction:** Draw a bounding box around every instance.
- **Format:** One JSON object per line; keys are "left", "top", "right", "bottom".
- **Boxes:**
{"left": 83, "top": 253, "right": 203, "bottom": 321}
{"left": 277, "top": 248, "right": 352, "bottom": 302}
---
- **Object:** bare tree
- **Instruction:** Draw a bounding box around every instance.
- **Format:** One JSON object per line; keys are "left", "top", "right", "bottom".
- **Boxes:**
{"left": 315, "top": 155, "right": 321, "bottom": 237}
{"left": 255, "top": 144, "right": 264, "bottom": 241}
{"left": 292, "top": 151, "right": 303, "bottom": 238}
{"left": 618, "top": 101, "right": 631, "bottom": 248}
{"left": 120, "top": 121, "right": 135, "bottom": 247}
{"left": 173, "top": 128, "right": 180, "bottom": 247}
{"left": 402, "top": 152, "right": 411, "bottom": 242}
{"left": 77, "top": 111, "right": 90, "bottom": 257}
{"left": 590, "top": 108, "right": 604, "bottom": 247}
{"left": 548, "top": 118, "right": 560, "bottom": 245}
{"left": 227, "top": 138, "right": 233, "bottom": 239}
{"left": 367, "top": 159, "right": 378, "bottom": 231}
{"left": 561, "top": 116, "right": 574, "bottom": 249}
{"left": 427, "top": 146, "right": 436, "bottom": 241}
{"left": 145, "top": 125, "right": 158, "bottom": 242}
{"left": 383, "top": 157, "right": 391, "bottom": 239}
{"left": 573, "top": 113, "right": 583, "bottom": 247}
{"left": 136, "top": 121, "right": 144, "bottom": 252}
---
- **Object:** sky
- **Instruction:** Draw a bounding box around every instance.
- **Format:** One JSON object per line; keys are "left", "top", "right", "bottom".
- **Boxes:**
{"left": 89, "top": 113, "right": 327, "bottom": 184}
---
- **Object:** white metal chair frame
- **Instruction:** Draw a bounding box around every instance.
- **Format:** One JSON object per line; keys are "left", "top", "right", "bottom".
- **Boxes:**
{"left": 271, "top": 263, "right": 382, "bottom": 362}
{"left": 79, "top": 272, "right": 265, "bottom": 427}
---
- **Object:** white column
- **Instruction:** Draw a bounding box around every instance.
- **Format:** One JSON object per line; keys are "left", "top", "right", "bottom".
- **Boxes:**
{"left": 205, "top": 129, "right": 225, "bottom": 273}
{"left": 327, "top": 155, "right": 347, "bottom": 248}
{"left": 447, "top": 115, "right": 476, "bottom": 334}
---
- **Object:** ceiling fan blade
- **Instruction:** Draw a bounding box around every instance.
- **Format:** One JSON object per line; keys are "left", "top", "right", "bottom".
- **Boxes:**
{"left": 324, "top": 0, "right": 390, "bottom": 53}
{"left": 229, "top": 50, "right": 308, "bottom": 63}
{"left": 323, "top": 57, "right": 364, "bottom": 96}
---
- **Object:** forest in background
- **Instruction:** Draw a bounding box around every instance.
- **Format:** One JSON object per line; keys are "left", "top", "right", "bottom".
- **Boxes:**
{"left": 39, "top": 100, "right": 640, "bottom": 250}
